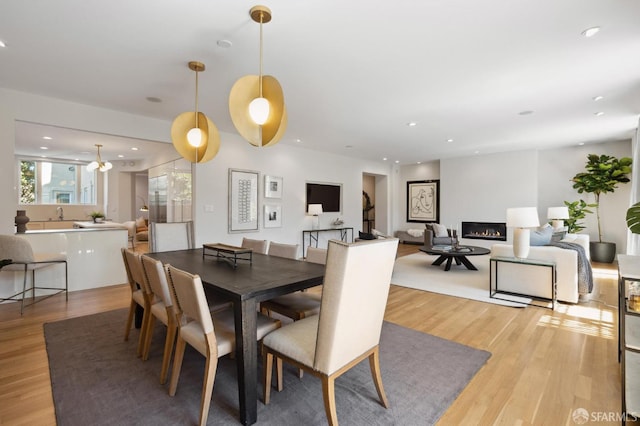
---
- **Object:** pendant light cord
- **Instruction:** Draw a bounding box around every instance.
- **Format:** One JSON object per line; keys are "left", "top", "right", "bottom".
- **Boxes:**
{"left": 259, "top": 11, "right": 264, "bottom": 98}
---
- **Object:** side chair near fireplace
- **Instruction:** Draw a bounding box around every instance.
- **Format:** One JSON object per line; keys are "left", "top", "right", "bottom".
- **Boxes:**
{"left": 0, "top": 234, "right": 68, "bottom": 315}
{"left": 262, "top": 238, "right": 399, "bottom": 425}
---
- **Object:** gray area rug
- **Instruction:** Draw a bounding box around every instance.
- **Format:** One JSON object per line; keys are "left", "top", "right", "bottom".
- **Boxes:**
{"left": 45, "top": 309, "right": 490, "bottom": 425}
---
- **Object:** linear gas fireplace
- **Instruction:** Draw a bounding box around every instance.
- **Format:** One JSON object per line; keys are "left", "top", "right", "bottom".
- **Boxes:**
{"left": 461, "top": 221, "right": 507, "bottom": 241}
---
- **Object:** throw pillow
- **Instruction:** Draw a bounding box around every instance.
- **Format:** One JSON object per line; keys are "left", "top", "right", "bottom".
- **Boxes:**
{"left": 358, "top": 231, "right": 376, "bottom": 240}
{"left": 551, "top": 226, "right": 568, "bottom": 243}
{"left": 530, "top": 224, "right": 553, "bottom": 246}
{"left": 432, "top": 223, "right": 449, "bottom": 238}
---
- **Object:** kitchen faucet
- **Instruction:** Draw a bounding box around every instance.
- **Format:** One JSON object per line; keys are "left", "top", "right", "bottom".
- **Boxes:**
{"left": 56, "top": 206, "right": 64, "bottom": 220}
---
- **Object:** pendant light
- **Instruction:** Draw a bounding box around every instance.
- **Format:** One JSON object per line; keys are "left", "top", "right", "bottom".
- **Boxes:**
{"left": 229, "top": 5, "right": 287, "bottom": 147}
{"left": 86, "top": 144, "right": 113, "bottom": 172}
{"left": 171, "top": 61, "right": 221, "bottom": 163}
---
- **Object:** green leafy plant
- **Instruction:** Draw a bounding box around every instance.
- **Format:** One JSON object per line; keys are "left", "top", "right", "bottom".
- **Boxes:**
{"left": 626, "top": 201, "right": 640, "bottom": 234}
{"left": 563, "top": 199, "right": 596, "bottom": 234}
{"left": 571, "top": 154, "right": 632, "bottom": 242}
{"left": 89, "top": 211, "right": 105, "bottom": 220}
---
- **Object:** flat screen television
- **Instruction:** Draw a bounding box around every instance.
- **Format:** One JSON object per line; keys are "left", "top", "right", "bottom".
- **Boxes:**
{"left": 306, "top": 182, "right": 341, "bottom": 213}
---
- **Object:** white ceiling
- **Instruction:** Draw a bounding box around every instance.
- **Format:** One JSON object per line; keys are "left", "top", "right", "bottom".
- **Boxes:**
{"left": 2, "top": 0, "right": 640, "bottom": 165}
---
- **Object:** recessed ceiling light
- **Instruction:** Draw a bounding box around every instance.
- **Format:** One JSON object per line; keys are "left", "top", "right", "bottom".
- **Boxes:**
{"left": 578, "top": 142, "right": 585, "bottom": 146}
{"left": 118, "top": 154, "right": 124, "bottom": 158}
{"left": 131, "top": 147, "right": 139, "bottom": 151}
{"left": 295, "top": 138, "right": 302, "bottom": 143}
{"left": 383, "top": 157, "right": 387, "bottom": 161}
{"left": 417, "top": 162, "right": 421, "bottom": 164}
{"left": 217, "top": 39, "right": 233, "bottom": 48}
{"left": 446, "top": 138, "right": 454, "bottom": 143}
{"left": 407, "top": 122, "right": 417, "bottom": 127}
{"left": 40, "top": 146, "right": 48, "bottom": 150}
{"left": 592, "top": 95, "right": 603, "bottom": 101}
{"left": 146, "top": 96, "right": 162, "bottom": 103}
{"left": 42, "top": 136, "right": 52, "bottom": 140}
{"left": 518, "top": 110, "right": 534, "bottom": 116}
{"left": 474, "top": 150, "right": 480, "bottom": 155}
{"left": 581, "top": 26, "right": 601, "bottom": 38}
{"left": 395, "top": 160, "right": 399, "bottom": 164}
{"left": 0, "top": 40, "right": 5, "bottom": 48}
{"left": 594, "top": 111, "right": 604, "bottom": 116}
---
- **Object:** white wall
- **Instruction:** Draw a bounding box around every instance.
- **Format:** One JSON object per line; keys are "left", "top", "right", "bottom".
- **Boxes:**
{"left": 192, "top": 134, "right": 392, "bottom": 255}
{"left": 394, "top": 141, "right": 633, "bottom": 253}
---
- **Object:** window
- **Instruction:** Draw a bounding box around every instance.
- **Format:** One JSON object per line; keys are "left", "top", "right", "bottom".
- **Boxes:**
{"left": 19, "top": 160, "right": 97, "bottom": 205}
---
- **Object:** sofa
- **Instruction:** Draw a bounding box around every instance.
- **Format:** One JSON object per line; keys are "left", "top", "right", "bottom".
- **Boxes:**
{"left": 490, "top": 233, "right": 590, "bottom": 304}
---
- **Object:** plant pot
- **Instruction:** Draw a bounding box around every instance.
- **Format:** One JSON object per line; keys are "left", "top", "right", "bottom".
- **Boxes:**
{"left": 590, "top": 241, "right": 616, "bottom": 263}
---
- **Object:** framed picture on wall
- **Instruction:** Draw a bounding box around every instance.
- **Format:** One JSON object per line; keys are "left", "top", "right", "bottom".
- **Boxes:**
{"left": 264, "top": 175, "right": 283, "bottom": 199}
{"left": 406, "top": 180, "right": 439, "bottom": 223}
{"left": 228, "top": 168, "right": 259, "bottom": 232}
{"left": 264, "top": 204, "right": 282, "bottom": 228}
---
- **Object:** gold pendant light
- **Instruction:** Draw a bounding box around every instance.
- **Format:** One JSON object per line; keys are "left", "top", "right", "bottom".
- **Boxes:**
{"left": 229, "top": 5, "right": 287, "bottom": 147}
{"left": 171, "top": 61, "right": 221, "bottom": 163}
{"left": 87, "top": 144, "right": 113, "bottom": 172}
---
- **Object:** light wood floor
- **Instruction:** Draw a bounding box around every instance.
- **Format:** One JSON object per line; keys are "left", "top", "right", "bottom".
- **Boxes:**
{"left": 0, "top": 243, "right": 626, "bottom": 425}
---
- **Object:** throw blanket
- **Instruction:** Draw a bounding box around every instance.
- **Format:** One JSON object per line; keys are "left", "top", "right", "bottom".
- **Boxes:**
{"left": 547, "top": 241, "right": 593, "bottom": 295}
{"left": 407, "top": 229, "right": 424, "bottom": 238}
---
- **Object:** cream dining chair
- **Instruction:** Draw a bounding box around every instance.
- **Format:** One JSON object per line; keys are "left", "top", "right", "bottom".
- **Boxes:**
{"left": 149, "top": 221, "right": 194, "bottom": 252}
{"left": 121, "top": 248, "right": 153, "bottom": 357}
{"left": 240, "top": 237, "right": 269, "bottom": 254}
{"left": 260, "top": 245, "right": 325, "bottom": 321}
{"left": 166, "top": 264, "right": 281, "bottom": 426}
{"left": 262, "top": 238, "right": 399, "bottom": 425}
{"left": 0, "top": 234, "right": 68, "bottom": 315}
{"left": 140, "top": 254, "right": 177, "bottom": 384}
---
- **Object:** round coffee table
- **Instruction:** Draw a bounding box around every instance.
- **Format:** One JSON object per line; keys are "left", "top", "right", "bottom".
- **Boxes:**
{"left": 419, "top": 245, "right": 490, "bottom": 271}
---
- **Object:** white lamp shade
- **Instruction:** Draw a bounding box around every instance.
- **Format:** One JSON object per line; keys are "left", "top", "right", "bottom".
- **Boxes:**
{"left": 249, "top": 97, "right": 270, "bottom": 125}
{"left": 86, "top": 161, "right": 98, "bottom": 172}
{"left": 308, "top": 204, "right": 323, "bottom": 215}
{"left": 506, "top": 207, "right": 540, "bottom": 228}
{"left": 547, "top": 206, "right": 569, "bottom": 220}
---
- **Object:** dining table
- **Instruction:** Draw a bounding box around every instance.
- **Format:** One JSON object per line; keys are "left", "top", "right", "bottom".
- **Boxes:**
{"left": 146, "top": 247, "right": 325, "bottom": 425}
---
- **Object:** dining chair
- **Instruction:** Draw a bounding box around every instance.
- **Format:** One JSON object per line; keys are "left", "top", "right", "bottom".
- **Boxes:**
{"left": 262, "top": 238, "right": 399, "bottom": 425}
{"left": 140, "top": 254, "right": 177, "bottom": 384}
{"left": 241, "top": 237, "right": 269, "bottom": 254}
{"left": 149, "top": 221, "right": 194, "bottom": 252}
{"left": 260, "top": 245, "right": 324, "bottom": 321}
{"left": 0, "top": 234, "right": 68, "bottom": 315}
{"left": 166, "top": 264, "right": 282, "bottom": 426}
{"left": 121, "top": 248, "right": 153, "bottom": 357}
{"left": 267, "top": 241, "right": 299, "bottom": 260}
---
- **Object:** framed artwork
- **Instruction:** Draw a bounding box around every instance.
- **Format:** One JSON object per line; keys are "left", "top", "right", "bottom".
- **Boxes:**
{"left": 263, "top": 204, "right": 282, "bottom": 228}
{"left": 264, "top": 175, "right": 283, "bottom": 199}
{"left": 228, "top": 169, "right": 259, "bottom": 232}
{"left": 407, "top": 180, "right": 440, "bottom": 223}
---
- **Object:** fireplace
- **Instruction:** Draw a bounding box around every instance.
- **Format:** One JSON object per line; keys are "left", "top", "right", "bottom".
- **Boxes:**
{"left": 461, "top": 221, "right": 507, "bottom": 241}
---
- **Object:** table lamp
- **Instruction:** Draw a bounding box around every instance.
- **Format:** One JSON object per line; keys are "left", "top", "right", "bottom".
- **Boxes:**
{"left": 547, "top": 206, "right": 569, "bottom": 229}
{"left": 506, "top": 207, "right": 540, "bottom": 259}
{"left": 308, "top": 204, "right": 323, "bottom": 230}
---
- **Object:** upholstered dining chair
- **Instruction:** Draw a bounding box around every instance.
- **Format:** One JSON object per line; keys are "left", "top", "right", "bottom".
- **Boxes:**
{"left": 0, "top": 234, "right": 68, "bottom": 315}
{"left": 262, "top": 238, "right": 399, "bottom": 425}
{"left": 165, "top": 264, "right": 282, "bottom": 426}
{"left": 121, "top": 248, "right": 153, "bottom": 357}
{"left": 140, "top": 254, "right": 177, "bottom": 384}
{"left": 267, "top": 241, "right": 299, "bottom": 259}
{"left": 260, "top": 245, "right": 325, "bottom": 321}
{"left": 149, "top": 221, "right": 194, "bottom": 252}
{"left": 241, "top": 237, "right": 269, "bottom": 254}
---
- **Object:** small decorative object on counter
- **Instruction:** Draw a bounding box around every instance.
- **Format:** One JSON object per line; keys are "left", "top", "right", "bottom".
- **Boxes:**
{"left": 332, "top": 218, "right": 344, "bottom": 227}
{"left": 629, "top": 281, "right": 640, "bottom": 312}
{"left": 15, "top": 210, "right": 30, "bottom": 233}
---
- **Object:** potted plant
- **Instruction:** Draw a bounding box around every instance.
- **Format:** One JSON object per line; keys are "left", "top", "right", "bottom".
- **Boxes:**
{"left": 563, "top": 199, "right": 596, "bottom": 234}
{"left": 572, "top": 154, "right": 632, "bottom": 262}
{"left": 89, "top": 211, "right": 105, "bottom": 223}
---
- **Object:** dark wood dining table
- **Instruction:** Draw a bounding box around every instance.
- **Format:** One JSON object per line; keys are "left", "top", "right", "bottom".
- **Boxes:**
{"left": 146, "top": 248, "right": 325, "bottom": 425}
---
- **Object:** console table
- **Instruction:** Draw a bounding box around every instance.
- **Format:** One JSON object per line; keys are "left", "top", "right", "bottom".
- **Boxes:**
{"left": 489, "top": 256, "right": 557, "bottom": 309}
{"left": 302, "top": 227, "right": 353, "bottom": 258}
